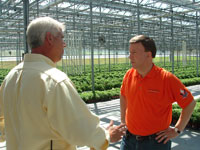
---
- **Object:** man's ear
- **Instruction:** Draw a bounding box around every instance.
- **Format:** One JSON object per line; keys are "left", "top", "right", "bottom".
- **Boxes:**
{"left": 147, "top": 51, "right": 152, "bottom": 58}
{"left": 45, "top": 32, "right": 54, "bottom": 45}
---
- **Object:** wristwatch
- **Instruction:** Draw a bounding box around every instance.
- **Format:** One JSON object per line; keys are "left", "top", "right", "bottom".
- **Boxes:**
{"left": 174, "top": 127, "right": 182, "bottom": 134}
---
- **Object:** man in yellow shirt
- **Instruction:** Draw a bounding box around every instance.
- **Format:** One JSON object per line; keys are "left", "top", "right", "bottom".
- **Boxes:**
{"left": 0, "top": 17, "right": 125, "bottom": 150}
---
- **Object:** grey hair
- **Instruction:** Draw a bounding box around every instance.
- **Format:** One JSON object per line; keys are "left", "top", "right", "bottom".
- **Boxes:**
{"left": 26, "top": 17, "right": 65, "bottom": 49}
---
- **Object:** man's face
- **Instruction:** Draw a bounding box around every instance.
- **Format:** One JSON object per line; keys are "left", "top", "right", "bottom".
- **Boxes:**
{"left": 52, "top": 30, "right": 66, "bottom": 62}
{"left": 129, "top": 42, "right": 149, "bottom": 69}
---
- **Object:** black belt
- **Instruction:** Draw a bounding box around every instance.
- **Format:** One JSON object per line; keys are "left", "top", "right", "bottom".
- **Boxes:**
{"left": 126, "top": 130, "right": 157, "bottom": 141}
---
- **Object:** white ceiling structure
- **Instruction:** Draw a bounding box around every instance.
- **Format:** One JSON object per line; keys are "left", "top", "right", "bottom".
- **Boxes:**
{"left": 0, "top": 0, "right": 199, "bottom": 56}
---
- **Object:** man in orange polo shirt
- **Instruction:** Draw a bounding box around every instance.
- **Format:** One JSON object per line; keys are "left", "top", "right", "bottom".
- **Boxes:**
{"left": 120, "top": 35, "right": 196, "bottom": 150}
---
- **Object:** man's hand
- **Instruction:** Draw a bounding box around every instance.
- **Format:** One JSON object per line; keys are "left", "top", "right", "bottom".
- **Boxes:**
{"left": 106, "top": 120, "right": 126, "bottom": 143}
{"left": 155, "top": 126, "right": 179, "bottom": 144}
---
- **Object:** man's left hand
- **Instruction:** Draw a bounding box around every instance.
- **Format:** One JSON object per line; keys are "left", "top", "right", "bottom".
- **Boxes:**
{"left": 155, "top": 126, "right": 180, "bottom": 144}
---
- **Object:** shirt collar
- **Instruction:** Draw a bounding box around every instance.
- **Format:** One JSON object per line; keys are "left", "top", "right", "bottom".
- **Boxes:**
{"left": 24, "top": 53, "right": 56, "bottom": 67}
{"left": 133, "top": 63, "right": 157, "bottom": 79}
{"left": 145, "top": 64, "right": 157, "bottom": 78}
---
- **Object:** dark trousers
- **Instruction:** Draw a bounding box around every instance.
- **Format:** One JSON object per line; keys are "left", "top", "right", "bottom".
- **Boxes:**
{"left": 120, "top": 131, "right": 171, "bottom": 150}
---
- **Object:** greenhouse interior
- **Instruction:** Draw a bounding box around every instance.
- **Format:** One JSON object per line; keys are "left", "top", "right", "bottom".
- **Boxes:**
{"left": 0, "top": 0, "right": 200, "bottom": 98}
{"left": 1, "top": 1, "right": 200, "bottom": 150}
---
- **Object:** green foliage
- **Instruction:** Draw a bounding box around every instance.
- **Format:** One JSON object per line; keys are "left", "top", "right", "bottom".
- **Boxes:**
{"left": 189, "top": 102, "right": 200, "bottom": 129}
{"left": 80, "top": 92, "right": 94, "bottom": 102}
{"left": 80, "top": 88, "right": 120, "bottom": 103}
{"left": 172, "top": 104, "right": 181, "bottom": 109}
{"left": 181, "top": 78, "right": 200, "bottom": 86}
{"left": 172, "top": 108, "right": 181, "bottom": 121}
{"left": 1, "top": 62, "right": 200, "bottom": 104}
{"left": 196, "top": 98, "right": 200, "bottom": 102}
{"left": 172, "top": 101, "right": 200, "bottom": 129}
{"left": 0, "top": 69, "right": 10, "bottom": 84}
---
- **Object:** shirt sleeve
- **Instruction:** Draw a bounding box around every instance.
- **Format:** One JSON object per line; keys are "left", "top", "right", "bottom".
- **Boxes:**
{"left": 44, "top": 79, "right": 109, "bottom": 150}
{"left": 0, "top": 82, "right": 5, "bottom": 142}
{"left": 168, "top": 73, "right": 194, "bottom": 109}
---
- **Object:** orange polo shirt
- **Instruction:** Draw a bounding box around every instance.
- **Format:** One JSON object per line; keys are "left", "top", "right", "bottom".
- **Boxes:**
{"left": 121, "top": 64, "right": 193, "bottom": 136}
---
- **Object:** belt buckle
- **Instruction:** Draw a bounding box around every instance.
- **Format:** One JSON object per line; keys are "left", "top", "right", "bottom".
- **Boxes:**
{"left": 136, "top": 135, "right": 143, "bottom": 141}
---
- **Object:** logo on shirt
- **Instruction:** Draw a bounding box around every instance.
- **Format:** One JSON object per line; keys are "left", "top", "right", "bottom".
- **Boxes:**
{"left": 180, "top": 89, "right": 188, "bottom": 98}
{"left": 148, "top": 89, "right": 160, "bottom": 93}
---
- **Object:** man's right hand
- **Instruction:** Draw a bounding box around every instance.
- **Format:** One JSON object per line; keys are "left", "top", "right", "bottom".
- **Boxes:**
{"left": 106, "top": 120, "right": 126, "bottom": 143}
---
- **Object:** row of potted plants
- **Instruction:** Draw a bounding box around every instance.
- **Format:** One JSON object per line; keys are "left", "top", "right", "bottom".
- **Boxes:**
{"left": 172, "top": 100, "right": 200, "bottom": 130}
